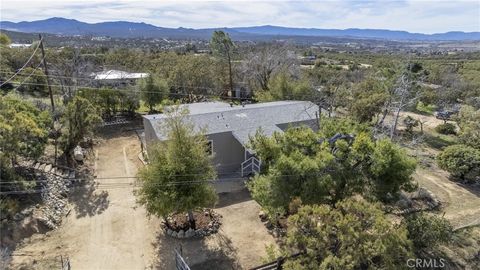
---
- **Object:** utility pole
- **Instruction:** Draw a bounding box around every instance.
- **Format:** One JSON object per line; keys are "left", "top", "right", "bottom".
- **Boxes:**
{"left": 39, "top": 34, "right": 57, "bottom": 165}
{"left": 39, "top": 34, "right": 55, "bottom": 113}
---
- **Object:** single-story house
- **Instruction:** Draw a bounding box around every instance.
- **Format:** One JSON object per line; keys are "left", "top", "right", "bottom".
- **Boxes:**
{"left": 143, "top": 101, "right": 319, "bottom": 177}
{"left": 90, "top": 70, "right": 149, "bottom": 87}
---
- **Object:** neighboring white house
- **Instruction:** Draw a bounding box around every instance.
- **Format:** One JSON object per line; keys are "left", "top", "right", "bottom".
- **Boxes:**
{"left": 91, "top": 70, "right": 149, "bottom": 87}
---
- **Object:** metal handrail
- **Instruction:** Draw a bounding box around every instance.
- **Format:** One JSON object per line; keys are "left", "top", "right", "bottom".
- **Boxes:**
{"left": 241, "top": 156, "right": 261, "bottom": 177}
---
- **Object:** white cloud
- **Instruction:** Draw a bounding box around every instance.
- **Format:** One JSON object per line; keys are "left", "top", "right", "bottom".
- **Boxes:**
{"left": 0, "top": 0, "right": 478, "bottom": 33}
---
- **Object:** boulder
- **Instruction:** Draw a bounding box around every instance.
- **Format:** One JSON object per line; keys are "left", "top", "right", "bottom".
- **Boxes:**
{"left": 177, "top": 230, "right": 185, "bottom": 238}
{"left": 185, "top": 228, "right": 195, "bottom": 238}
{"left": 73, "top": 146, "right": 84, "bottom": 161}
{"left": 396, "top": 198, "right": 412, "bottom": 209}
{"left": 263, "top": 220, "right": 273, "bottom": 230}
{"left": 415, "top": 187, "right": 435, "bottom": 200}
{"left": 258, "top": 211, "right": 267, "bottom": 221}
{"left": 44, "top": 164, "right": 52, "bottom": 173}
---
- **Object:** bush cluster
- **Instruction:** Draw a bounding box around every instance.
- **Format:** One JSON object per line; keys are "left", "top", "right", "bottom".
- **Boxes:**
{"left": 435, "top": 123, "right": 456, "bottom": 135}
{"left": 437, "top": 144, "right": 480, "bottom": 183}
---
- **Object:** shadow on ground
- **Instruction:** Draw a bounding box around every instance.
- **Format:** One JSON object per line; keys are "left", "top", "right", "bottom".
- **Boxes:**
{"left": 152, "top": 230, "right": 241, "bottom": 270}
{"left": 453, "top": 181, "right": 480, "bottom": 198}
{"left": 96, "top": 119, "right": 144, "bottom": 140}
{"left": 68, "top": 183, "right": 109, "bottom": 218}
{"left": 216, "top": 188, "right": 252, "bottom": 208}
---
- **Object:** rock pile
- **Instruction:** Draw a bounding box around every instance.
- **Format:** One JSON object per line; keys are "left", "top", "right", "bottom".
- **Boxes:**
{"left": 163, "top": 209, "right": 222, "bottom": 239}
{"left": 37, "top": 172, "right": 71, "bottom": 229}
{"left": 259, "top": 211, "right": 286, "bottom": 239}
{"left": 19, "top": 160, "right": 76, "bottom": 230}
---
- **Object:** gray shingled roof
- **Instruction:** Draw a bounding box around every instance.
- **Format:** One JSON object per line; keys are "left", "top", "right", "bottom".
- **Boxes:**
{"left": 144, "top": 101, "right": 319, "bottom": 145}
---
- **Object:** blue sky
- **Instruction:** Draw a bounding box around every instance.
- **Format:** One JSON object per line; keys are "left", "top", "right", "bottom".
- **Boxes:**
{"left": 1, "top": 0, "right": 479, "bottom": 33}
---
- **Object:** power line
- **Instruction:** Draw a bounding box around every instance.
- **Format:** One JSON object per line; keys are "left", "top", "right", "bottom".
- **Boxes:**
{"left": 0, "top": 177, "right": 247, "bottom": 195}
{"left": 10, "top": 56, "right": 46, "bottom": 91}
{"left": 4, "top": 80, "right": 259, "bottom": 101}
{"left": 0, "top": 165, "right": 252, "bottom": 185}
{"left": 0, "top": 69, "right": 330, "bottom": 104}
{"left": 0, "top": 39, "right": 43, "bottom": 87}
{"left": 0, "top": 70, "right": 250, "bottom": 92}
{"left": 0, "top": 166, "right": 394, "bottom": 194}
{"left": 3, "top": 79, "right": 326, "bottom": 103}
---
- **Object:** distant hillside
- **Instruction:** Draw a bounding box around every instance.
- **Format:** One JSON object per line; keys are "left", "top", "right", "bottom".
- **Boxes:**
{"left": 1, "top": 17, "right": 479, "bottom": 41}
{"left": 231, "top": 25, "right": 480, "bottom": 41}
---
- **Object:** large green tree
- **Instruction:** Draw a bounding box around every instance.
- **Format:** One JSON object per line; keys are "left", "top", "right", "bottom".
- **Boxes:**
{"left": 349, "top": 77, "right": 389, "bottom": 123}
{"left": 248, "top": 119, "right": 416, "bottom": 217}
{"left": 59, "top": 96, "right": 101, "bottom": 154}
{"left": 136, "top": 107, "right": 217, "bottom": 227}
{"left": 255, "top": 72, "right": 314, "bottom": 102}
{"left": 140, "top": 75, "right": 168, "bottom": 113}
{"left": 210, "top": 31, "right": 235, "bottom": 97}
{"left": 0, "top": 95, "right": 50, "bottom": 191}
{"left": 0, "top": 94, "right": 51, "bottom": 164}
{"left": 283, "top": 198, "right": 413, "bottom": 270}
{"left": 0, "top": 33, "right": 11, "bottom": 46}
{"left": 456, "top": 105, "right": 480, "bottom": 149}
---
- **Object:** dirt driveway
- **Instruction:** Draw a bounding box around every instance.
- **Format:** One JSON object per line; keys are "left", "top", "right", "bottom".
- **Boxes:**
{"left": 9, "top": 131, "right": 161, "bottom": 270}
{"left": 8, "top": 130, "right": 276, "bottom": 269}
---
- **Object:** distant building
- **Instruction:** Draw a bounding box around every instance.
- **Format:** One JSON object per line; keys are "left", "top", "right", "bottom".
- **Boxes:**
{"left": 143, "top": 101, "right": 319, "bottom": 177}
{"left": 91, "top": 69, "right": 149, "bottom": 87}
{"left": 9, "top": 43, "right": 32, "bottom": 48}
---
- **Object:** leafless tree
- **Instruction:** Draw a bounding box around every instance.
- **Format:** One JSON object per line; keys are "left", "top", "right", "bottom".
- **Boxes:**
{"left": 50, "top": 48, "right": 97, "bottom": 104}
{"left": 241, "top": 43, "right": 297, "bottom": 91}
{"left": 389, "top": 71, "right": 423, "bottom": 139}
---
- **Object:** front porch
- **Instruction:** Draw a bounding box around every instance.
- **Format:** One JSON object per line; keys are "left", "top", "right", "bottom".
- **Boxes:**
{"left": 213, "top": 148, "right": 261, "bottom": 193}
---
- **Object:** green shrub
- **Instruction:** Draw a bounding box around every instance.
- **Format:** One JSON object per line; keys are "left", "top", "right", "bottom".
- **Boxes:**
{"left": 435, "top": 123, "right": 456, "bottom": 135}
{"left": 404, "top": 213, "right": 452, "bottom": 251}
{"left": 437, "top": 144, "right": 480, "bottom": 183}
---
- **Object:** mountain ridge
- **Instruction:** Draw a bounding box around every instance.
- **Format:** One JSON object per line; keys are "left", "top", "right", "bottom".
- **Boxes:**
{"left": 1, "top": 17, "right": 479, "bottom": 41}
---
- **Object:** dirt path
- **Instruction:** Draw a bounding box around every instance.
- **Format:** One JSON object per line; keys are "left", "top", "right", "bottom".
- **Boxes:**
{"left": 9, "top": 132, "right": 161, "bottom": 270}
{"left": 9, "top": 132, "right": 276, "bottom": 269}
{"left": 415, "top": 166, "right": 480, "bottom": 229}
{"left": 395, "top": 111, "right": 480, "bottom": 228}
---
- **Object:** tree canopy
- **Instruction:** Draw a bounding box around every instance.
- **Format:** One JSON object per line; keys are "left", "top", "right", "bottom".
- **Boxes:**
{"left": 283, "top": 198, "right": 413, "bottom": 270}
{"left": 139, "top": 75, "right": 168, "bottom": 112}
{"left": 0, "top": 33, "right": 11, "bottom": 46}
{"left": 404, "top": 213, "right": 452, "bottom": 252}
{"left": 456, "top": 105, "right": 480, "bottom": 149}
{"left": 60, "top": 95, "right": 102, "bottom": 154}
{"left": 210, "top": 31, "right": 235, "bottom": 96}
{"left": 248, "top": 119, "right": 416, "bottom": 217}
{"left": 0, "top": 94, "right": 51, "bottom": 162}
{"left": 437, "top": 144, "right": 480, "bottom": 183}
{"left": 136, "top": 107, "right": 217, "bottom": 224}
